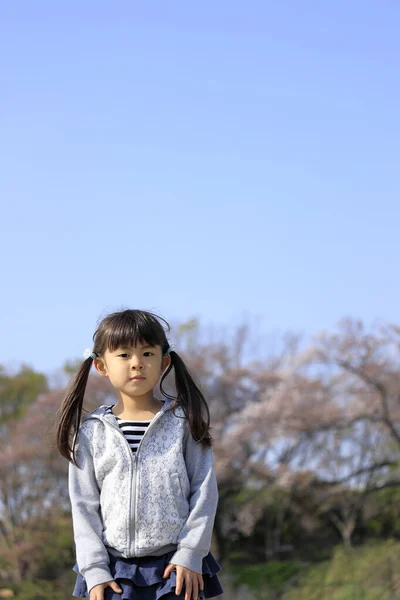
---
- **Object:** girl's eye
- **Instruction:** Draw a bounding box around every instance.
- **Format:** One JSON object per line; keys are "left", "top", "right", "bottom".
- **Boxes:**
{"left": 118, "top": 352, "right": 154, "bottom": 358}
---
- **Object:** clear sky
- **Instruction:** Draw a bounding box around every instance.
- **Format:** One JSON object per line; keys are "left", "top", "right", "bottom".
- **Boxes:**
{"left": 1, "top": 1, "right": 399, "bottom": 374}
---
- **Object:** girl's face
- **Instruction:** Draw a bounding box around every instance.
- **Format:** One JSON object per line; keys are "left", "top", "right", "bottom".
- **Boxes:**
{"left": 94, "top": 342, "right": 170, "bottom": 399}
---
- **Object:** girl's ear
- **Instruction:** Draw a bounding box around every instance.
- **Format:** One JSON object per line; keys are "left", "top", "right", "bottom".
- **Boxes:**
{"left": 162, "top": 354, "right": 171, "bottom": 373}
{"left": 94, "top": 358, "right": 108, "bottom": 378}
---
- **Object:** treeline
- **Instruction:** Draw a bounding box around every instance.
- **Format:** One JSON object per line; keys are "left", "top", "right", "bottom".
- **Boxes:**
{"left": 2, "top": 318, "right": 400, "bottom": 599}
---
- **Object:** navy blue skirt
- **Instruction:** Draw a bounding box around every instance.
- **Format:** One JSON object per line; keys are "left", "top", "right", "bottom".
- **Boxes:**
{"left": 72, "top": 548, "right": 224, "bottom": 599}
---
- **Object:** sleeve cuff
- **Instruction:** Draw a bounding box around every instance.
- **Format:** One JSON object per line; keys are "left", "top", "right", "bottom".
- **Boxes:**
{"left": 82, "top": 564, "right": 113, "bottom": 593}
{"left": 169, "top": 546, "right": 205, "bottom": 574}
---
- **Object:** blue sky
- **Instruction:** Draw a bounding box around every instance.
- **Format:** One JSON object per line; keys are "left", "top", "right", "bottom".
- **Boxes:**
{"left": 1, "top": 1, "right": 399, "bottom": 374}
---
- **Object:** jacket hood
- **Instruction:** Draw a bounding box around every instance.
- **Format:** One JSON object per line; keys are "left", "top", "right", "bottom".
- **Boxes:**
{"left": 82, "top": 396, "right": 176, "bottom": 423}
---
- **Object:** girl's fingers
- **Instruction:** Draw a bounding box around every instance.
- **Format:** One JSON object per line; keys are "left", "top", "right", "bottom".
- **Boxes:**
{"left": 183, "top": 574, "right": 192, "bottom": 600}
{"left": 163, "top": 563, "right": 174, "bottom": 578}
{"left": 172, "top": 565, "right": 204, "bottom": 599}
{"left": 176, "top": 572, "right": 183, "bottom": 595}
{"left": 89, "top": 580, "right": 122, "bottom": 600}
{"left": 198, "top": 573, "right": 204, "bottom": 590}
{"left": 189, "top": 576, "right": 198, "bottom": 600}
{"left": 109, "top": 580, "right": 122, "bottom": 593}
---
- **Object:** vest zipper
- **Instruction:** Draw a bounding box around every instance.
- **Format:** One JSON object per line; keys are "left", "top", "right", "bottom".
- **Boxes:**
{"left": 97, "top": 417, "right": 135, "bottom": 552}
{"left": 94, "top": 401, "right": 168, "bottom": 555}
{"left": 132, "top": 405, "right": 167, "bottom": 554}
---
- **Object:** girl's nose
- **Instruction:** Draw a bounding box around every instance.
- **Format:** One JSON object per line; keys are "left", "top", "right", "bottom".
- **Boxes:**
{"left": 131, "top": 360, "right": 143, "bottom": 369}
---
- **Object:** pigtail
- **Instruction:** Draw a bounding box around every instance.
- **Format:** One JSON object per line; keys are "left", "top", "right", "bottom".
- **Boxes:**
{"left": 160, "top": 351, "right": 213, "bottom": 448}
{"left": 55, "top": 356, "right": 93, "bottom": 464}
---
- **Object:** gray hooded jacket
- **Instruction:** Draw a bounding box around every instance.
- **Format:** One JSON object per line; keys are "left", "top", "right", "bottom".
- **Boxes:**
{"left": 68, "top": 398, "right": 219, "bottom": 592}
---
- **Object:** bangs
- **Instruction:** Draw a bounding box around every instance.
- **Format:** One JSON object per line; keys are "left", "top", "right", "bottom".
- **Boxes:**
{"left": 96, "top": 310, "right": 168, "bottom": 353}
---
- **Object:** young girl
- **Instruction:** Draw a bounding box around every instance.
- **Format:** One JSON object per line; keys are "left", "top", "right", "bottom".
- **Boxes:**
{"left": 55, "top": 309, "right": 223, "bottom": 600}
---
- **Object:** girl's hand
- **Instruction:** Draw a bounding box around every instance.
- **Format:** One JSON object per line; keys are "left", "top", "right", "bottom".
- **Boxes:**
{"left": 163, "top": 563, "right": 204, "bottom": 600}
{"left": 89, "top": 580, "right": 122, "bottom": 600}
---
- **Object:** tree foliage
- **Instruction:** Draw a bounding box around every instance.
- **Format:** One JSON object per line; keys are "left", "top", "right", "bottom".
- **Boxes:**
{"left": 2, "top": 318, "right": 400, "bottom": 598}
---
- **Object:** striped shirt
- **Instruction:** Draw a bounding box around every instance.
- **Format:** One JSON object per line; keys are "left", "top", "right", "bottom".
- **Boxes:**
{"left": 106, "top": 405, "right": 153, "bottom": 454}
